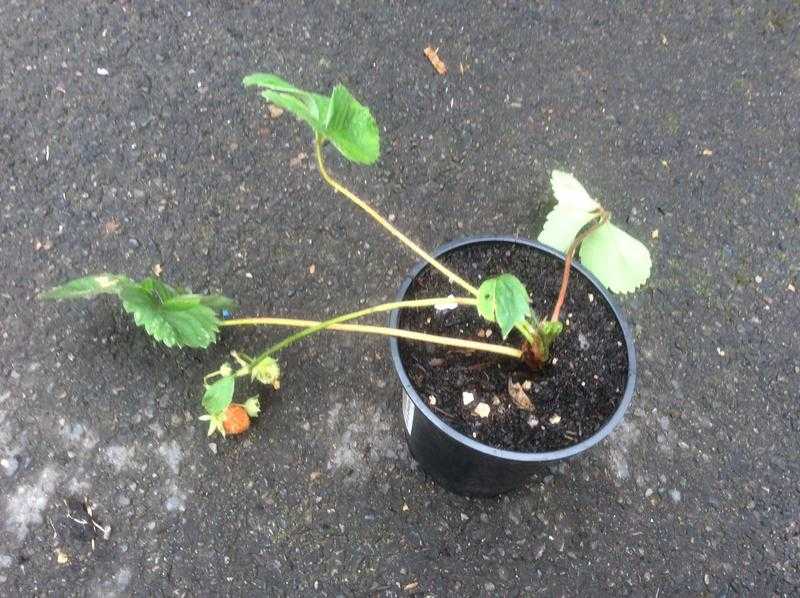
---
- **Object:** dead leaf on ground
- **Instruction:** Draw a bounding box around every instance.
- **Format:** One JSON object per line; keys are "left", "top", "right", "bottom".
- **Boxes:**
{"left": 289, "top": 152, "right": 307, "bottom": 168}
{"left": 508, "top": 379, "right": 534, "bottom": 411}
{"left": 103, "top": 219, "right": 121, "bottom": 236}
{"left": 268, "top": 104, "right": 284, "bottom": 119}
{"left": 423, "top": 46, "right": 447, "bottom": 75}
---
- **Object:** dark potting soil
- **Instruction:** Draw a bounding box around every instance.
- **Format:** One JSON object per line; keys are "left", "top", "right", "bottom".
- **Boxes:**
{"left": 397, "top": 241, "right": 628, "bottom": 452}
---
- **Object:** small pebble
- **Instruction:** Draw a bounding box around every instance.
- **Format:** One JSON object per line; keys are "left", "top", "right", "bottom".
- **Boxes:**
{"left": 588, "top": 293, "right": 594, "bottom": 303}
{"left": 128, "top": 238, "right": 140, "bottom": 248}
{"left": 578, "top": 333, "right": 590, "bottom": 350}
{"left": 428, "top": 395, "right": 437, "bottom": 406}
{"left": 473, "top": 402, "right": 491, "bottom": 418}
{"left": 96, "top": 67, "right": 109, "bottom": 76}
{"left": 208, "top": 443, "right": 217, "bottom": 455}
{"left": 522, "top": 380, "right": 532, "bottom": 391}
{"left": 669, "top": 489, "right": 682, "bottom": 503}
{"left": 462, "top": 391, "right": 475, "bottom": 406}
{"left": 527, "top": 416, "right": 539, "bottom": 428}
{"left": 548, "top": 414, "right": 562, "bottom": 425}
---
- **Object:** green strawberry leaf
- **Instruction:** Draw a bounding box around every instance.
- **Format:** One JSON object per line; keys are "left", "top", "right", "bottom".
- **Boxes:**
{"left": 118, "top": 285, "right": 220, "bottom": 348}
{"left": 476, "top": 274, "right": 532, "bottom": 339}
{"left": 323, "top": 85, "right": 380, "bottom": 164}
{"left": 41, "top": 273, "right": 234, "bottom": 348}
{"left": 243, "top": 73, "right": 380, "bottom": 165}
{"left": 202, "top": 376, "right": 235, "bottom": 415}
{"left": 40, "top": 274, "right": 132, "bottom": 300}
{"left": 579, "top": 222, "right": 652, "bottom": 294}
{"left": 537, "top": 320, "right": 564, "bottom": 348}
{"left": 243, "top": 73, "right": 329, "bottom": 134}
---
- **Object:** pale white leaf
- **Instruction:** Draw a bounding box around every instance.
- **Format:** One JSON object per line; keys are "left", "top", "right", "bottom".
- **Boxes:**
{"left": 579, "top": 222, "right": 652, "bottom": 294}
{"left": 551, "top": 170, "right": 600, "bottom": 212}
{"left": 537, "top": 205, "right": 597, "bottom": 253}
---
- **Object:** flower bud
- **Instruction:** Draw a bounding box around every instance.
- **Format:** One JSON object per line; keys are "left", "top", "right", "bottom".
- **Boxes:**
{"left": 243, "top": 397, "right": 261, "bottom": 418}
{"left": 251, "top": 357, "right": 281, "bottom": 390}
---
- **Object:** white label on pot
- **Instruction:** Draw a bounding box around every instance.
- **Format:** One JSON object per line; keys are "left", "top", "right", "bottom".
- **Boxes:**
{"left": 402, "top": 391, "right": 414, "bottom": 435}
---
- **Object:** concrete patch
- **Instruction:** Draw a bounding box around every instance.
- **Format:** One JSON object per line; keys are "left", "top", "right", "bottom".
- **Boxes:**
{"left": 326, "top": 401, "right": 403, "bottom": 479}
{"left": 605, "top": 421, "right": 641, "bottom": 481}
{"left": 158, "top": 440, "right": 183, "bottom": 474}
{"left": 104, "top": 445, "right": 137, "bottom": 472}
{"left": 4, "top": 466, "right": 60, "bottom": 542}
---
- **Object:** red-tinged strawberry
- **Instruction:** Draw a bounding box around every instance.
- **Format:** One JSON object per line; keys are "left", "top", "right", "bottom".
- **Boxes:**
{"left": 222, "top": 404, "right": 250, "bottom": 435}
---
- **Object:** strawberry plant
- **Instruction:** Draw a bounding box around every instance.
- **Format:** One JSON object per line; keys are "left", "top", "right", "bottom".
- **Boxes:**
{"left": 42, "top": 73, "right": 651, "bottom": 437}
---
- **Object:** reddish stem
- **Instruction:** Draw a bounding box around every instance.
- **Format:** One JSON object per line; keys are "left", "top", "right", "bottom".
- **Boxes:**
{"left": 549, "top": 215, "right": 608, "bottom": 322}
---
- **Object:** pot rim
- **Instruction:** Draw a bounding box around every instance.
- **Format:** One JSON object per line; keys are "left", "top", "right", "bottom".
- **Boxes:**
{"left": 388, "top": 235, "right": 637, "bottom": 463}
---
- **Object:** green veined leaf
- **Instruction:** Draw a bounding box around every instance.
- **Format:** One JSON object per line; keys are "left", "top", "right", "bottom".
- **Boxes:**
{"left": 537, "top": 204, "right": 598, "bottom": 253}
{"left": 243, "top": 73, "right": 380, "bottom": 165}
{"left": 118, "top": 285, "right": 220, "bottom": 348}
{"left": 40, "top": 274, "right": 132, "bottom": 300}
{"left": 138, "top": 277, "right": 236, "bottom": 313}
{"left": 550, "top": 170, "right": 600, "bottom": 212}
{"left": 259, "top": 89, "right": 329, "bottom": 132}
{"left": 244, "top": 73, "right": 330, "bottom": 133}
{"left": 323, "top": 85, "right": 380, "bottom": 164}
{"left": 579, "top": 222, "right": 652, "bottom": 294}
{"left": 537, "top": 320, "right": 564, "bottom": 348}
{"left": 42, "top": 272, "right": 234, "bottom": 348}
{"left": 202, "top": 376, "right": 235, "bottom": 416}
{"left": 476, "top": 274, "right": 532, "bottom": 339}
{"left": 242, "top": 73, "right": 306, "bottom": 94}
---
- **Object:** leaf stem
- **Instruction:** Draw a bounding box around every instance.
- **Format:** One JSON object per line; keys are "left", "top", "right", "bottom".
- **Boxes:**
{"left": 315, "top": 136, "right": 535, "bottom": 345}
{"left": 314, "top": 136, "right": 479, "bottom": 296}
{"left": 550, "top": 212, "right": 609, "bottom": 322}
{"left": 222, "top": 316, "right": 522, "bottom": 359}
{"left": 248, "top": 297, "right": 479, "bottom": 365}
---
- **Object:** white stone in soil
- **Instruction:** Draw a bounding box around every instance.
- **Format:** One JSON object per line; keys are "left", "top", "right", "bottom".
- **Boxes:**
{"left": 578, "top": 333, "right": 590, "bottom": 350}
{"left": 434, "top": 295, "right": 458, "bottom": 311}
{"left": 473, "top": 402, "right": 491, "bottom": 418}
{"left": 462, "top": 391, "right": 475, "bottom": 406}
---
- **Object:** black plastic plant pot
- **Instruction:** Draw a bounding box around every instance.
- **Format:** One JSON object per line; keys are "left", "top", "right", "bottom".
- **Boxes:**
{"left": 388, "top": 236, "right": 637, "bottom": 497}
